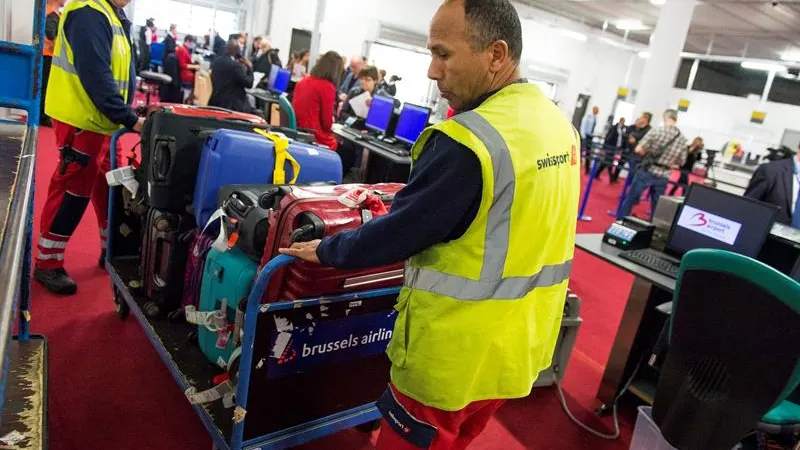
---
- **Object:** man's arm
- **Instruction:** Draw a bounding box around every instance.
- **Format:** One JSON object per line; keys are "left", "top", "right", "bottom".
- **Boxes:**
{"left": 233, "top": 60, "right": 254, "bottom": 88}
{"left": 45, "top": 12, "right": 59, "bottom": 41}
{"left": 635, "top": 129, "right": 656, "bottom": 156}
{"left": 282, "top": 132, "right": 483, "bottom": 269}
{"left": 65, "top": 8, "right": 138, "bottom": 128}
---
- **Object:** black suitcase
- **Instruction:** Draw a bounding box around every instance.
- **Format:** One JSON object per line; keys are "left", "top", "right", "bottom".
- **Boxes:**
{"left": 217, "top": 184, "right": 284, "bottom": 261}
{"left": 138, "top": 105, "right": 268, "bottom": 214}
{"left": 140, "top": 208, "right": 194, "bottom": 316}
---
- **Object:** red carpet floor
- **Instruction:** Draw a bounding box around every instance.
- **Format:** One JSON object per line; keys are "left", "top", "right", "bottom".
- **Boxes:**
{"left": 30, "top": 127, "right": 657, "bottom": 449}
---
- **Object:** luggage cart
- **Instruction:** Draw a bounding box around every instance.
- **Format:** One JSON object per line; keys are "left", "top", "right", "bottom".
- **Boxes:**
{"left": 0, "top": 0, "right": 49, "bottom": 447}
{"left": 106, "top": 131, "right": 398, "bottom": 450}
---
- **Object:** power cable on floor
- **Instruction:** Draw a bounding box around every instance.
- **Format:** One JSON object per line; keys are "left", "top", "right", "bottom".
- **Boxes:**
{"left": 553, "top": 355, "right": 646, "bottom": 440}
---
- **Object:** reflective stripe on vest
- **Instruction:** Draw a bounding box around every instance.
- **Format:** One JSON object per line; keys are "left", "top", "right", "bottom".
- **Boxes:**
{"left": 404, "top": 111, "right": 573, "bottom": 301}
{"left": 46, "top": 0, "right": 132, "bottom": 134}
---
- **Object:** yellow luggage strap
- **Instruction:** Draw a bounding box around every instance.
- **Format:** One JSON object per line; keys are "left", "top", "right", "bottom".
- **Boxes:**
{"left": 254, "top": 129, "right": 301, "bottom": 184}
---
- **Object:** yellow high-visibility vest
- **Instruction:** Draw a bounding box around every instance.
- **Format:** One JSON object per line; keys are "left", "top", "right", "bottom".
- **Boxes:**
{"left": 386, "top": 83, "right": 581, "bottom": 411}
{"left": 46, "top": 0, "right": 131, "bottom": 135}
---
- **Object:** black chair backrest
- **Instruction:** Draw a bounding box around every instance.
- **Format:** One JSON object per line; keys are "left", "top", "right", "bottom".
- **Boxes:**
{"left": 653, "top": 268, "right": 800, "bottom": 450}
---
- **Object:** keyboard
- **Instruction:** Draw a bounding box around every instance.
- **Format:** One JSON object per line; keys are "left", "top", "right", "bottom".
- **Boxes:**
{"left": 619, "top": 249, "right": 680, "bottom": 279}
{"left": 365, "top": 137, "right": 410, "bottom": 157}
{"left": 338, "top": 127, "right": 363, "bottom": 139}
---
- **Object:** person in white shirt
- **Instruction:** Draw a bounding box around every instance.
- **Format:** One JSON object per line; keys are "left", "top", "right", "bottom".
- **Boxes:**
{"left": 581, "top": 105, "right": 599, "bottom": 175}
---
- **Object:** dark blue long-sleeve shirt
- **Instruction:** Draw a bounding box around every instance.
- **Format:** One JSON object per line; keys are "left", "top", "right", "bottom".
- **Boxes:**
{"left": 62, "top": 2, "right": 137, "bottom": 129}
{"left": 316, "top": 81, "right": 528, "bottom": 270}
{"left": 316, "top": 131, "right": 482, "bottom": 269}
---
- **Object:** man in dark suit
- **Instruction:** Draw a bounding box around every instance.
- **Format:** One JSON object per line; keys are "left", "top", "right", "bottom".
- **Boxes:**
{"left": 744, "top": 151, "right": 800, "bottom": 228}
{"left": 594, "top": 117, "right": 626, "bottom": 183}
{"left": 209, "top": 40, "right": 254, "bottom": 113}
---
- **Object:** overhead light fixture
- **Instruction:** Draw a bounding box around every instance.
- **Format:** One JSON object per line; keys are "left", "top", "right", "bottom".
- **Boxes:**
{"left": 615, "top": 19, "right": 649, "bottom": 31}
{"left": 741, "top": 61, "right": 787, "bottom": 72}
{"left": 650, "top": 0, "right": 666, "bottom": 5}
{"left": 557, "top": 28, "right": 588, "bottom": 42}
{"left": 780, "top": 51, "right": 800, "bottom": 62}
{"left": 638, "top": 51, "right": 651, "bottom": 59}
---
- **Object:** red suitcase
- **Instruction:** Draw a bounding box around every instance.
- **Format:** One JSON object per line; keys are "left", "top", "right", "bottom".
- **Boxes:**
{"left": 138, "top": 104, "right": 267, "bottom": 213}
{"left": 259, "top": 184, "right": 406, "bottom": 302}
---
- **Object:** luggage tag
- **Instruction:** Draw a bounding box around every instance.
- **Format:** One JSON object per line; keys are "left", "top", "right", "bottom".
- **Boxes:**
{"left": 204, "top": 208, "right": 230, "bottom": 253}
{"left": 216, "top": 325, "right": 233, "bottom": 350}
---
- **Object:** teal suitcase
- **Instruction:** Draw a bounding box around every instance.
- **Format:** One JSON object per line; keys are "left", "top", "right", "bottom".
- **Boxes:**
{"left": 198, "top": 247, "right": 258, "bottom": 368}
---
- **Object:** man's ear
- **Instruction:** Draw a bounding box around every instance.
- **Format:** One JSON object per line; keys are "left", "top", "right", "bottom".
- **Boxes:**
{"left": 488, "top": 40, "right": 510, "bottom": 72}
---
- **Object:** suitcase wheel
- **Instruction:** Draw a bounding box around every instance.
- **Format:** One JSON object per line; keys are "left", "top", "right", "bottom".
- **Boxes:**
{"left": 112, "top": 283, "right": 130, "bottom": 320}
{"left": 143, "top": 301, "right": 161, "bottom": 317}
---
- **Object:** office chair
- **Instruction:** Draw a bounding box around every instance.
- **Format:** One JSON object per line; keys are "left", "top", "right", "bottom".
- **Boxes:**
{"left": 651, "top": 249, "right": 800, "bottom": 450}
{"left": 149, "top": 42, "right": 165, "bottom": 70}
{"left": 278, "top": 93, "right": 297, "bottom": 131}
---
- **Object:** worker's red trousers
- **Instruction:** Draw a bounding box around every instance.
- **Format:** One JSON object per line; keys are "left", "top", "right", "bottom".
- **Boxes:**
{"left": 375, "top": 384, "right": 506, "bottom": 450}
{"left": 36, "top": 120, "right": 118, "bottom": 270}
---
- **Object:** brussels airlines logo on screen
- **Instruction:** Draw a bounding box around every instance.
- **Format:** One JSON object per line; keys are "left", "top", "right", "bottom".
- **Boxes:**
{"left": 677, "top": 205, "right": 742, "bottom": 245}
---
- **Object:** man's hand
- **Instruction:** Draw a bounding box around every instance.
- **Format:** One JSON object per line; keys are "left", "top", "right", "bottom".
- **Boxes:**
{"left": 339, "top": 93, "right": 348, "bottom": 102}
{"left": 241, "top": 58, "right": 253, "bottom": 69}
{"left": 628, "top": 136, "right": 636, "bottom": 145}
{"left": 133, "top": 117, "right": 145, "bottom": 133}
{"left": 279, "top": 240, "right": 322, "bottom": 264}
{"left": 634, "top": 144, "right": 646, "bottom": 156}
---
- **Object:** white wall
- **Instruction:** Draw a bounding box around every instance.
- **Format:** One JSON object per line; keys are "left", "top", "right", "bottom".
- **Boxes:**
{"left": 669, "top": 88, "right": 800, "bottom": 156}
{"left": 266, "top": 0, "right": 645, "bottom": 121}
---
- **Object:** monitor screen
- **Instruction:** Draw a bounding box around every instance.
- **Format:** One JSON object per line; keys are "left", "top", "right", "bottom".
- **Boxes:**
{"left": 268, "top": 64, "right": 280, "bottom": 89}
{"left": 395, "top": 104, "right": 430, "bottom": 145}
{"left": 271, "top": 69, "right": 291, "bottom": 94}
{"left": 666, "top": 184, "right": 779, "bottom": 258}
{"left": 365, "top": 96, "right": 394, "bottom": 134}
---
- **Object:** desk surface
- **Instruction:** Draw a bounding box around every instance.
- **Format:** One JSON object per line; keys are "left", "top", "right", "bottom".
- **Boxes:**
{"left": 333, "top": 126, "right": 412, "bottom": 165}
{"left": 575, "top": 234, "right": 677, "bottom": 292}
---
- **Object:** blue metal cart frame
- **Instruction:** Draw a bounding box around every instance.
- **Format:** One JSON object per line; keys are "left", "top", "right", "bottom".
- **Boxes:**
{"left": 107, "top": 130, "right": 395, "bottom": 449}
{"left": 0, "top": 0, "right": 49, "bottom": 445}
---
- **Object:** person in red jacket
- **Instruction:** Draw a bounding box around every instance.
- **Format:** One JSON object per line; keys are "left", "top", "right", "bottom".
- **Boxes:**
{"left": 175, "top": 34, "right": 199, "bottom": 102}
{"left": 292, "top": 51, "right": 344, "bottom": 150}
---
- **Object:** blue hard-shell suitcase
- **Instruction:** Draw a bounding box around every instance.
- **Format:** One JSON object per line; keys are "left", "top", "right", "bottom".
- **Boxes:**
{"left": 198, "top": 247, "right": 258, "bottom": 367}
{"left": 192, "top": 129, "right": 343, "bottom": 227}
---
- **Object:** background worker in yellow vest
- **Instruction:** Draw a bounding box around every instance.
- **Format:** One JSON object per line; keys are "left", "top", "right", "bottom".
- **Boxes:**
{"left": 35, "top": 0, "right": 144, "bottom": 296}
{"left": 40, "top": 0, "right": 66, "bottom": 127}
{"left": 280, "top": 0, "right": 581, "bottom": 448}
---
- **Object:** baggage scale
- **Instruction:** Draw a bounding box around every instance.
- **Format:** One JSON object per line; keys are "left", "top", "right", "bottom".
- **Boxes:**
{"left": 105, "top": 129, "right": 399, "bottom": 450}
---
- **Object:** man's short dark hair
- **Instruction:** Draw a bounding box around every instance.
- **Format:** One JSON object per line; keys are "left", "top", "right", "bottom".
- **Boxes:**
{"left": 458, "top": 0, "right": 523, "bottom": 62}
{"left": 184, "top": 34, "right": 196, "bottom": 43}
{"left": 311, "top": 51, "right": 344, "bottom": 86}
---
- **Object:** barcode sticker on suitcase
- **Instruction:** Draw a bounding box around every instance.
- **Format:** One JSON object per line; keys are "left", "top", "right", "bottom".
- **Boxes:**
{"left": 349, "top": 301, "right": 362, "bottom": 308}
{"left": 307, "top": 148, "right": 319, "bottom": 156}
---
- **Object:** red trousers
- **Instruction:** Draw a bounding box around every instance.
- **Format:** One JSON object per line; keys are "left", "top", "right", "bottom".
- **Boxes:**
{"left": 375, "top": 385, "right": 505, "bottom": 450}
{"left": 37, "top": 120, "right": 117, "bottom": 269}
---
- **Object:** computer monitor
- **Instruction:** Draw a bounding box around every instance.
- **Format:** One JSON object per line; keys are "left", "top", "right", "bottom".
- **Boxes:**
{"left": 666, "top": 184, "right": 779, "bottom": 258}
{"left": 365, "top": 95, "right": 394, "bottom": 134}
{"left": 271, "top": 69, "right": 291, "bottom": 94}
{"left": 395, "top": 104, "right": 431, "bottom": 145}
{"left": 268, "top": 64, "right": 280, "bottom": 90}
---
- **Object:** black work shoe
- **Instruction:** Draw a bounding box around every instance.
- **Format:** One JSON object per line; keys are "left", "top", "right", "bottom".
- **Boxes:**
{"left": 34, "top": 268, "right": 78, "bottom": 296}
{"left": 99, "top": 250, "right": 106, "bottom": 269}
